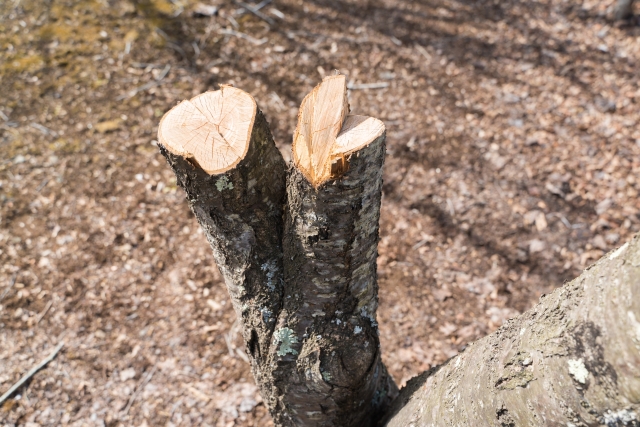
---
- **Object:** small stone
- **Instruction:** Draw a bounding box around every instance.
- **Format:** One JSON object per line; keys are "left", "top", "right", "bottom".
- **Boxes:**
{"left": 535, "top": 212, "right": 548, "bottom": 231}
{"left": 432, "top": 287, "right": 452, "bottom": 302}
{"left": 605, "top": 233, "right": 620, "bottom": 244}
{"left": 592, "top": 235, "right": 607, "bottom": 250}
{"left": 207, "top": 299, "right": 222, "bottom": 310}
{"left": 95, "top": 119, "right": 121, "bottom": 133}
{"left": 529, "top": 239, "right": 546, "bottom": 254}
{"left": 193, "top": 3, "right": 218, "bottom": 16}
{"left": 595, "top": 198, "right": 612, "bottom": 215}
{"left": 119, "top": 368, "right": 136, "bottom": 382}
{"left": 523, "top": 210, "right": 540, "bottom": 226}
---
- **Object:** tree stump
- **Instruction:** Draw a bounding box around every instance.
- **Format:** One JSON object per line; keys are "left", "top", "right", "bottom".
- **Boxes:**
{"left": 158, "top": 80, "right": 397, "bottom": 427}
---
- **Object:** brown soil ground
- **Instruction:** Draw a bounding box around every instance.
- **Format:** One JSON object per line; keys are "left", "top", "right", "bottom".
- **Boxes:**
{"left": 1, "top": 0, "right": 639, "bottom": 425}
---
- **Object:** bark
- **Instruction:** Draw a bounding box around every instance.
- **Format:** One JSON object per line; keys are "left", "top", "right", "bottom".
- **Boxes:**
{"left": 159, "top": 109, "right": 289, "bottom": 415}
{"left": 614, "top": 0, "right": 634, "bottom": 20}
{"left": 383, "top": 234, "right": 640, "bottom": 427}
{"left": 272, "top": 133, "right": 398, "bottom": 427}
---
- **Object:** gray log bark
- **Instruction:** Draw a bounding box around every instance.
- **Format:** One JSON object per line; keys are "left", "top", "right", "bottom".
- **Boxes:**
{"left": 159, "top": 109, "right": 289, "bottom": 417}
{"left": 273, "top": 133, "right": 398, "bottom": 427}
{"left": 615, "top": 0, "right": 634, "bottom": 20}
{"left": 383, "top": 234, "right": 640, "bottom": 427}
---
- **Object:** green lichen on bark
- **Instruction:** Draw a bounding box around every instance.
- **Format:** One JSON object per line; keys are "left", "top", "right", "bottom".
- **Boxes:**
{"left": 274, "top": 327, "right": 298, "bottom": 356}
{"left": 215, "top": 175, "right": 234, "bottom": 191}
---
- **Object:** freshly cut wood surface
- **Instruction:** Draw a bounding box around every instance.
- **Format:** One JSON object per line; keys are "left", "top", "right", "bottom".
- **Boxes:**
{"left": 292, "top": 75, "right": 385, "bottom": 187}
{"left": 334, "top": 115, "right": 385, "bottom": 155}
{"left": 158, "top": 86, "right": 256, "bottom": 174}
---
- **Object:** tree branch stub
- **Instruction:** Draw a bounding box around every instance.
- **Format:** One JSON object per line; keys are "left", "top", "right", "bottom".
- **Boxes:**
{"left": 273, "top": 76, "right": 398, "bottom": 427}
{"left": 158, "top": 87, "right": 288, "bottom": 420}
{"left": 158, "top": 85, "right": 256, "bottom": 174}
{"left": 292, "top": 74, "right": 386, "bottom": 187}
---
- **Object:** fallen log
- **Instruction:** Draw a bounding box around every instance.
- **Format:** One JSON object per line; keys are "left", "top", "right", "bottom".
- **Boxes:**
{"left": 383, "top": 236, "right": 640, "bottom": 427}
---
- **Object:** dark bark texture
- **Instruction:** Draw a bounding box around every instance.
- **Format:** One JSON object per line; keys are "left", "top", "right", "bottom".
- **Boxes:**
{"left": 383, "top": 234, "right": 640, "bottom": 427}
{"left": 159, "top": 109, "right": 288, "bottom": 417}
{"left": 273, "top": 133, "right": 398, "bottom": 427}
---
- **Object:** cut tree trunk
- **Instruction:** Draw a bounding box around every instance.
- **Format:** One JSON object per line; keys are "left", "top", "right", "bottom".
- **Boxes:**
{"left": 264, "top": 75, "right": 397, "bottom": 427}
{"left": 382, "top": 234, "right": 640, "bottom": 427}
{"left": 273, "top": 132, "right": 397, "bottom": 427}
{"left": 157, "top": 88, "right": 288, "bottom": 417}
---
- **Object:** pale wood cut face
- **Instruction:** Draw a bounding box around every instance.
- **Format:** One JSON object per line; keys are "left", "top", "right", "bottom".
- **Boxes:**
{"left": 158, "top": 86, "right": 256, "bottom": 175}
{"left": 292, "top": 76, "right": 385, "bottom": 187}
{"left": 334, "top": 115, "right": 385, "bottom": 155}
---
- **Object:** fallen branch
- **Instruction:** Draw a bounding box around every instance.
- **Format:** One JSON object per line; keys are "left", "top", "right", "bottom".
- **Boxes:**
{"left": 237, "top": 0, "right": 272, "bottom": 14}
{"left": 122, "top": 366, "right": 157, "bottom": 416}
{"left": 30, "top": 122, "right": 57, "bottom": 137}
{"left": 348, "top": 82, "right": 390, "bottom": 90}
{"left": 116, "top": 80, "right": 163, "bottom": 101}
{"left": 415, "top": 44, "right": 432, "bottom": 62}
{"left": 383, "top": 238, "right": 640, "bottom": 426}
{"left": 36, "top": 300, "right": 53, "bottom": 324}
{"left": 116, "top": 65, "right": 169, "bottom": 101}
{"left": 0, "top": 272, "right": 18, "bottom": 302}
{"left": 232, "top": 0, "right": 275, "bottom": 25}
{"left": 218, "top": 28, "right": 268, "bottom": 45}
{"left": 0, "top": 342, "right": 64, "bottom": 405}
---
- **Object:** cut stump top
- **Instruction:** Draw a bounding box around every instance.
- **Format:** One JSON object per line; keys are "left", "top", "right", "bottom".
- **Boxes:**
{"left": 293, "top": 75, "right": 385, "bottom": 187}
{"left": 158, "top": 86, "right": 256, "bottom": 175}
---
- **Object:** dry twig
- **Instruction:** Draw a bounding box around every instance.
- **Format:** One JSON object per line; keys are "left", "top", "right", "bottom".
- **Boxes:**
{"left": 0, "top": 273, "right": 18, "bottom": 302}
{"left": 122, "top": 366, "right": 157, "bottom": 417}
{"left": 36, "top": 300, "right": 53, "bottom": 324}
{"left": 347, "top": 82, "right": 390, "bottom": 90}
{"left": 232, "top": 0, "right": 275, "bottom": 25}
{"left": 0, "top": 342, "right": 64, "bottom": 405}
{"left": 218, "top": 28, "right": 268, "bottom": 45}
